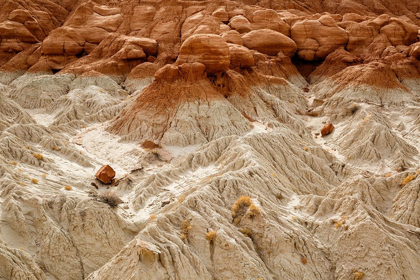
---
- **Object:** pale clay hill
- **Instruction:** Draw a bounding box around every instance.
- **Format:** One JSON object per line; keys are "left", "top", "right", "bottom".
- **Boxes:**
{"left": 0, "top": 0, "right": 420, "bottom": 279}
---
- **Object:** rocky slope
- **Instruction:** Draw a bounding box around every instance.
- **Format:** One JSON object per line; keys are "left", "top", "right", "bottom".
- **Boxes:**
{"left": 0, "top": 0, "right": 420, "bottom": 279}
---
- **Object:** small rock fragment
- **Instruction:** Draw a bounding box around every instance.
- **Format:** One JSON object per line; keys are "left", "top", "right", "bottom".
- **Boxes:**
{"left": 110, "top": 178, "right": 118, "bottom": 186}
{"left": 321, "top": 123, "right": 334, "bottom": 137}
{"left": 141, "top": 140, "right": 160, "bottom": 149}
{"left": 95, "top": 165, "right": 116, "bottom": 184}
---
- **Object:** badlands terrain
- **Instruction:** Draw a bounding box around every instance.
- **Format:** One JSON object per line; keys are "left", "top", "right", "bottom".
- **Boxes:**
{"left": 1, "top": 0, "right": 420, "bottom": 279}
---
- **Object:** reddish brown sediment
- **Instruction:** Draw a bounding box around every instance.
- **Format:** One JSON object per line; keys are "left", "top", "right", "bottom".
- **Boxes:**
{"left": 109, "top": 62, "right": 245, "bottom": 142}
{"left": 0, "top": 0, "right": 418, "bottom": 83}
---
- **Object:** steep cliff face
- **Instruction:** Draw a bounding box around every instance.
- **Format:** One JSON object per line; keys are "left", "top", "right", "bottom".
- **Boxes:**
{"left": 0, "top": 1, "right": 420, "bottom": 279}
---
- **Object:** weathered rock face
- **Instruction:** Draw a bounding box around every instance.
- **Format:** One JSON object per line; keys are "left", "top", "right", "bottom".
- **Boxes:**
{"left": 409, "top": 42, "right": 420, "bottom": 59}
{"left": 66, "top": 3, "right": 123, "bottom": 44}
{"left": 130, "top": 5, "right": 157, "bottom": 31}
{"left": 379, "top": 18, "right": 418, "bottom": 46}
{"left": 221, "top": 30, "right": 243, "bottom": 45}
{"left": 176, "top": 34, "right": 230, "bottom": 74}
{"left": 114, "top": 36, "right": 158, "bottom": 60}
{"left": 0, "top": 0, "right": 418, "bottom": 80}
{"left": 251, "top": 9, "right": 290, "bottom": 35}
{"left": 228, "top": 9, "right": 290, "bottom": 36}
{"left": 242, "top": 29, "right": 297, "bottom": 56}
{"left": 343, "top": 15, "right": 419, "bottom": 57}
{"left": 228, "top": 44, "right": 254, "bottom": 68}
{"left": 291, "top": 16, "right": 349, "bottom": 61}
{"left": 1, "top": 1, "right": 420, "bottom": 280}
{"left": 0, "top": 0, "right": 67, "bottom": 65}
{"left": 42, "top": 27, "right": 85, "bottom": 56}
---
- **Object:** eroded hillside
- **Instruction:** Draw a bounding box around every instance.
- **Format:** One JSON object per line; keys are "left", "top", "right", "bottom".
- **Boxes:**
{"left": 0, "top": 0, "right": 420, "bottom": 279}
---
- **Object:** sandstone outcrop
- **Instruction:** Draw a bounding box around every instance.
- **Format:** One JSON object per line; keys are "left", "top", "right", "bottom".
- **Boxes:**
{"left": 176, "top": 34, "right": 230, "bottom": 74}
{"left": 228, "top": 9, "right": 290, "bottom": 36}
{"left": 242, "top": 29, "right": 297, "bottom": 56}
{"left": 408, "top": 42, "right": 420, "bottom": 59}
{"left": 221, "top": 30, "right": 243, "bottom": 45}
{"left": 380, "top": 18, "right": 418, "bottom": 46}
{"left": 251, "top": 9, "right": 290, "bottom": 36}
{"left": 42, "top": 27, "right": 85, "bottom": 56}
{"left": 66, "top": 3, "right": 122, "bottom": 44}
{"left": 291, "top": 16, "right": 348, "bottom": 60}
{"left": 228, "top": 44, "right": 254, "bottom": 68}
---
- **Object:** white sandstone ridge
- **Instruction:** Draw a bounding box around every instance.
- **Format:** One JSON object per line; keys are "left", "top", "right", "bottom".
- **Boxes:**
{"left": 0, "top": 35, "right": 420, "bottom": 279}
{"left": 0, "top": 53, "right": 420, "bottom": 279}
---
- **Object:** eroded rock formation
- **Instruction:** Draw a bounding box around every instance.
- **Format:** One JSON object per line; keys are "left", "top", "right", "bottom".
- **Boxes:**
{"left": 0, "top": 0, "right": 420, "bottom": 279}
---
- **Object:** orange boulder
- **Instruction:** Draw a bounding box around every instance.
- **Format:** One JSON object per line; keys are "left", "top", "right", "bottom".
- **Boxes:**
{"left": 8, "top": 9, "right": 34, "bottom": 24}
{"left": 409, "top": 42, "right": 420, "bottom": 59}
{"left": 95, "top": 165, "right": 116, "bottom": 184}
{"left": 321, "top": 123, "right": 335, "bottom": 137}
{"left": 229, "top": 15, "right": 252, "bottom": 33}
{"left": 0, "top": 21, "right": 38, "bottom": 43}
{"left": 42, "top": 27, "right": 85, "bottom": 56}
{"left": 242, "top": 29, "right": 297, "bottom": 57}
{"left": 176, "top": 34, "right": 230, "bottom": 74}
{"left": 212, "top": 7, "right": 229, "bottom": 23}
{"left": 221, "top": 30, "right": 243, "bottom": 45}
{"left": 251, "top": 9, "right": 290, "bottom": 36}
{"left": 228, "top": 44, "right": 254, "bottom": 68}
{"left": 380, "top": 18, "right": 418, "bottom": 46}
{"left": 291, "top": 16, "right": 348, "bottom": 60}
